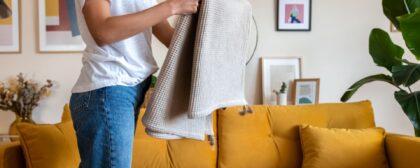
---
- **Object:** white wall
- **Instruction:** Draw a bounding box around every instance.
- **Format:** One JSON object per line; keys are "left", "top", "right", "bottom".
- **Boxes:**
{"left": 0, "top": 0, "right": 416, "bottom": 135}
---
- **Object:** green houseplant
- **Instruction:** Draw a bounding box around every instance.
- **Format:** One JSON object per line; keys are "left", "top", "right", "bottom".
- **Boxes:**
{"left": 341, "top": 0, "right": 420, "bottom": 137}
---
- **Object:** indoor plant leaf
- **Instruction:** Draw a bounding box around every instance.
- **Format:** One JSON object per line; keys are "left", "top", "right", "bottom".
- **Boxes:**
{"left": 150, "top": 75, "right": 157, "bottom": 88}
{"left": 383, "top": 0, "right": 420, "bottom": 29}
{"left": 383, "top": 0, "right": 409, "bottom": 29}
{"left": 394, "top": 90, "right": 420, "bottom": 136}
{"left": 369, "top": 29, "right": 404, "bottom": 71}
{"left": 398, "top": 8, "right": 420, "bottom": 60}
{"left": 406, "top": 0, "right": 420, "bottom": 13}
{"left": 341, "top": 74, "right": 394, "bottom": 102}
{"left": 392, "top": 63, "right": 420, "bottom": 87}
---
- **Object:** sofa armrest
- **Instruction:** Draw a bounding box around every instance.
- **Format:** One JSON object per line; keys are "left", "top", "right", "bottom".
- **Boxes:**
{"left": 0, "top": 142, "right": 25, "bottom": 168}
{"left": 385, "top": 134, "right": 420, "bottom": 168}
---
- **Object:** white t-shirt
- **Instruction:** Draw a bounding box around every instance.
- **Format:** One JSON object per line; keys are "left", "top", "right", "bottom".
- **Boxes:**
{"left": 71, "top": 0, "right": 159, "bottom": 93}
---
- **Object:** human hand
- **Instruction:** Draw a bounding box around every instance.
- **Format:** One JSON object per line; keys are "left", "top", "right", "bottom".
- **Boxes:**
{"left": 165, "top": 0, "right": 199, "bottom": 15}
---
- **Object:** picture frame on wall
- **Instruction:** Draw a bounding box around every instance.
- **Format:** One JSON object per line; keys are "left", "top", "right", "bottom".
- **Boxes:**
{"left": 292, "top": 78, "right": 320, "bottom": 105}
{"left": 277, "top": 0, "right": 312, "bottom": 31}
{"left": 38, "top": 0, "right": 85, "bottom": 52}
{"left": 0, "top": 0, "right": 20, "bottom": 53}
{"left": 262, "top": 57, "right": 301, "bottom": 105}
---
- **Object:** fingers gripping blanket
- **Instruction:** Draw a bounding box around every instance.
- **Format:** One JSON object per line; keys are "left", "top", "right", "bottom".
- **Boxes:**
{"left": 142, "top": 0, "right": 252, "bottom": 142}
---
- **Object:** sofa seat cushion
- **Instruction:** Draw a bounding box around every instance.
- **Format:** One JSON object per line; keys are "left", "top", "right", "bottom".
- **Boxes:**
{"left": 299, "top": 125, "right": 388, "bottom": 168}
{"left": 217, "top": 101, "right": 376, "bottom": 168}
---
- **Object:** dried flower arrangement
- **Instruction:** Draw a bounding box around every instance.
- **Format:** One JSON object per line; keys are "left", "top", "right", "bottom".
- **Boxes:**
{"left": 0, "top": 73, "right": 53, "bottom": 123}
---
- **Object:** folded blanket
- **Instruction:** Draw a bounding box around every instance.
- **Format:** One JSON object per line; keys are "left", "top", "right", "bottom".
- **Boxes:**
{"left": 142, "top": 0, "right": 252, "bottom": 141}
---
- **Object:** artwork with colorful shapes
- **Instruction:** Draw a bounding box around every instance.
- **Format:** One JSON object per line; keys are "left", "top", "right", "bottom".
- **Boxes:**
{"left": 0, "top": 0, "right": 20, "bottom": 52}
{"left": 39, "top": 0, "right": 85, "bottom": 52}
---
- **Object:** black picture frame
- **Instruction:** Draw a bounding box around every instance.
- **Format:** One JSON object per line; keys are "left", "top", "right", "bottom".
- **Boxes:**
{"left": 276, "top": 0, "right": 312, "bottom": 31}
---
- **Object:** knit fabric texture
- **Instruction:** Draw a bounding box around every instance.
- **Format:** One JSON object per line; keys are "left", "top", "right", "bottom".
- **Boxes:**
{"left": 142, "top": 0, "right": 252, "bottom": 140}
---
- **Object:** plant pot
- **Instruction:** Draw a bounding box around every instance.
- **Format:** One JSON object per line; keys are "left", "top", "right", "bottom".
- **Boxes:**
{"left": 416, "top": 128, "right": 420, "bottom": 137}
{"left": 8, "top": 115, "right": 22, "bottom": 142}
{"left": 280, "top": 93, "right": 287, "bottom": 106}
{"left": 8, "top": 114, "right": 35, "bottom": 142}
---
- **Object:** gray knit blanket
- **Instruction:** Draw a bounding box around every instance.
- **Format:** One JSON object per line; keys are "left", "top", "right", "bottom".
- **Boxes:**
{"left": 142, "top": 0, "right": 252, "bottom": 141}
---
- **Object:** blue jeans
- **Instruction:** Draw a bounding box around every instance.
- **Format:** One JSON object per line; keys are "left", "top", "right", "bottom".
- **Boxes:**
{"left": 69, "top": 77, "right": 151, "bottom": 168}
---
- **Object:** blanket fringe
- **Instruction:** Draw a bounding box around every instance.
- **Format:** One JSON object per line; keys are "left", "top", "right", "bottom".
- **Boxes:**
{"left": 208, "top": 135, "right": 216, "bottom": 149}
{"left": 239, "top": 105, "right": 253, "bottom": 116}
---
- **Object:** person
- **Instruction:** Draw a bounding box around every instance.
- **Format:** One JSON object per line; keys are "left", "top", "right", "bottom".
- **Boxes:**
{"left": 69, "top": 0, "right": 199, "bottom": 168}
{"left": 289, "top": 5, "right": 301, "bottom": 23}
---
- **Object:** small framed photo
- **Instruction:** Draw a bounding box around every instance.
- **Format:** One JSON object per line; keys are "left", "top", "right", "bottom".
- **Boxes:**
{"left": 38, "top": 0, "right": 85, "bottom": 52}
{"left": 292, "top": 78, "right": 320, "bottom": 105}
{"left": 277, "top": 0, "right": 312, "bottom": 31}
{"left": 262, "top": 57, "right": 302, "bottom": 105}
{"left": 0, "top": 0, "right": 20, "bottom": 53}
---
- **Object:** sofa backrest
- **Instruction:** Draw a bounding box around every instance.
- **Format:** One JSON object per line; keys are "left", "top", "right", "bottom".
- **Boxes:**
{"left": 217, "top": 101, "right": 375, "bottom": 168}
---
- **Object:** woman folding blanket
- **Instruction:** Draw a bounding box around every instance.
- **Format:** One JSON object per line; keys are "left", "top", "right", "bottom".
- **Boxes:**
{"left": 69, "top": 0, "right": 199, "bottom": 168}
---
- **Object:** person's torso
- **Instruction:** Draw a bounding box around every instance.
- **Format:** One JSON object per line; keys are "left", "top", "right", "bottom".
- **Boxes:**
{"left": 72, "top": 0, "right": 159, "bottom": 93}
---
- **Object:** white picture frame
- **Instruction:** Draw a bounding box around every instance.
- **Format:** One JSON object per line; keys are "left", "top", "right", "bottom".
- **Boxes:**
{"left": 38, "top": 0, "right": 85, "bottom": 52}
{"left": 262, "top": 57, "right": 301, "bottom": 105}
{"left": 0, "top": 0, "right": 20, "bottom": 53}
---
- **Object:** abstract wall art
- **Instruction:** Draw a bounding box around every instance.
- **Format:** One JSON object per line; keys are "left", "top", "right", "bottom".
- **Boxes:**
{"left": 0, "top": 0, "right": 20, "bottom": 53}
{"left": 262, "top": 57, "right": 302, "bottom": 105}
{"left": 292, "top": 78, "right": 320, "bottom": 105}
{"left": 38, "top": 0, "right": 85, "bottom": 52}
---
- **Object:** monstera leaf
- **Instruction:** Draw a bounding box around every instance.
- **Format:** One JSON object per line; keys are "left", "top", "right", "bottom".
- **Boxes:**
{"left": 383, "top": 0, "right": 420, "bottom": 29}
{"left": 394, "top": 90, "right": 420, "bottom": 136}
{"left": 398, "top": 9, "right": 420, "bottom": 60}
{"left": 369, "top": 29, "right": 404, "bottom": 71}
{"left": 341, "top": 74, "right": 394, "bottom": 102}
{"left": 392, "top": 63, "right": 420, "bottom": 87}
{"left": 406, "top": 0, "right": 420, "bottom": 13}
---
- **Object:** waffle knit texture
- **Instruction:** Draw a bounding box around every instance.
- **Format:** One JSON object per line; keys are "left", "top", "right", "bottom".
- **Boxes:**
{"left": 142, "top": 0, "right": 252, "bottom": 140}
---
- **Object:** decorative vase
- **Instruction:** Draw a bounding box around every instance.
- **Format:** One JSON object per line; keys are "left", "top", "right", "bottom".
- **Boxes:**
{"left": 8, "top": 115, "right": 22, "bottom": 142}
{"left": 8, "top": 113, "right": 35, "bottom": 142}
{"left": 276, "top": 95, "right": 281, "bottom": 105}
{"left": 280, "top": 92, "right": 287, "bottom": 106}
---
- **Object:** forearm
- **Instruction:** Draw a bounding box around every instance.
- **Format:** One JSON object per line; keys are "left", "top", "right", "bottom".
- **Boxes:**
{"left": 83, "top": 0, "right": 198, "bottom": 46}
{"left": 85, "top": 2, "right": 173, "bottom": 46}
{"left": 153, "top": 21, "right": 175, "bottom": 47}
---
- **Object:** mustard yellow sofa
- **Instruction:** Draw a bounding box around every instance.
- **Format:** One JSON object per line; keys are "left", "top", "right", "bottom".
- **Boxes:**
{"left": 0, "top": 101, "right": 419, "bottom": 168}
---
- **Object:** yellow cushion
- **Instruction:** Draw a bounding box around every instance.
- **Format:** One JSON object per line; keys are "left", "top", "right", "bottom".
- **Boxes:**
{"left": 132, "top": 109, "right": 217, "bottom": 168}
{"left": 16, "top": 122, "right": 80, "bottom": 168}
{"left": 217, "top": 101, "right": 376, "bottom": 168}
{"left": 61, "top": 104, "right": 72, "bottom": 123}
{"left": 385, "top": 134, "right": 420, "bottom": 168}
{"left": 299, "top": 125, "right": 388, "bottom": 168}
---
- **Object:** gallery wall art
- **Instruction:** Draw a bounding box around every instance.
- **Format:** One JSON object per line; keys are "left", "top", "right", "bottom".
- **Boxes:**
{"left": 38, "top": 0, "right": 85, "bottom": 52}
{"left": 262, "top": 57, "right": 301, "bottom": 105}
{"left": 277, "top": 0, "right": 312, "bottom": 31}
{"left": 0, "top": 0, "right": 20, "bottom": 53}
{"left": 292, "top": 78, "right": 320, "bottom": 105}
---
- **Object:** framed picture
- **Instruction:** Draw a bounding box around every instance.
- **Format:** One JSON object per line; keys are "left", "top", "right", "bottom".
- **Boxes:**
{"left": 38, "top": 0, "right": 85, "bottom": 52}
{"left": 262, "top": 57, "right": 301, "bottom": 105}
{"left": 292, "top": 78, "right": 320, "bottom": 105}
{"left": 277, "top": 0, "right": 312, "bottom": 31}
{"left": 0, "top": 0, "right": 20, "bottom": 53}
